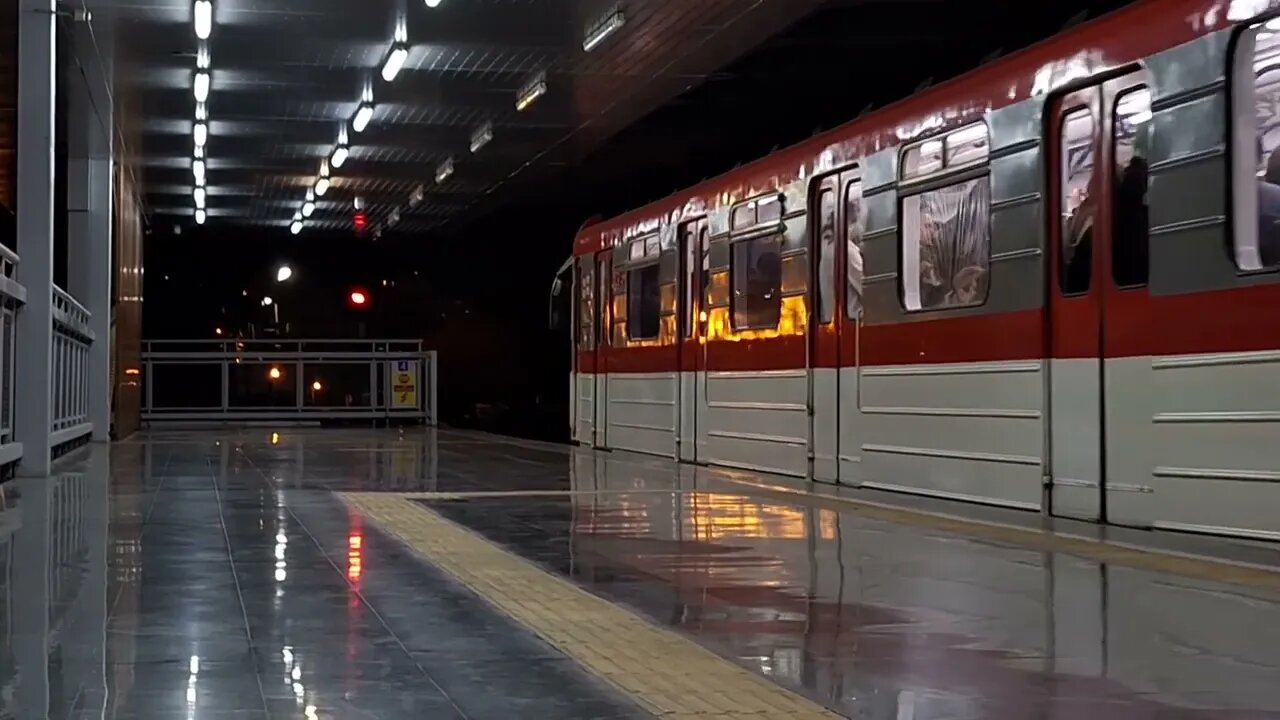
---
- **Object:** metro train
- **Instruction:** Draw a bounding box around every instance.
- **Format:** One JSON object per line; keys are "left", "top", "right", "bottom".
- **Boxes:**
{"left": 551, "top": 0, "right": 1280, "bottom": 541}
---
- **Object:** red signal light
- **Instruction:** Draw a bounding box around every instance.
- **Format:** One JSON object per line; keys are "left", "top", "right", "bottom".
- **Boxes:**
{"left": 349, "top": 290, "right": 368, "bottom": 306}
{"left": 353, "top": 211, "right": 368, "bottom": 233}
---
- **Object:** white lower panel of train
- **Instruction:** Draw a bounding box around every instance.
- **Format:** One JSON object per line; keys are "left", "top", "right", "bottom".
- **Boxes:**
{"left": 571, "top": 351, "right": 1280, "bottom": 540}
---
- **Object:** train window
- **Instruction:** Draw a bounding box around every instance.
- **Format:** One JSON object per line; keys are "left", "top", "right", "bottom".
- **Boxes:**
{"left": 682, "top": 224, "right": 696, "bottom": 338}
{"left": 901, "top": 176, "right": 991, "bottom": 311}
{"left": 732, "top": 204, "right": 755, "bottom": 230}
{"left": 758, "top": 195, "right": 782, "bottom": 224}
{"left": 946, "top": 124, "right": 990, "bottom": 167}
{"left": 1061, "top": 107, "right": 1096, "bottom": 295}
{"left": 903, "top": 139, "right": 944, "bottom": 178}
{"left": 816, "top": 188, "right": 836, "bottom": 324}
{"left": 846, "top": 179, "right": 866, "bottom": 319}
{"left": 629, "top": 233, "right": 658, "bottom": 261}
{"left": 578, "top": 263, "right": 594, "bottom": 348}
{"left": 1231, "top": 22, "right": 1280, "bottom": 270}
{"left": 1112, "top": 87, "right": 1151, "bottom": 287}
{"left": 731, "top": 235, "right": 782, "bottom": 329}
{"left": 627, "top": 264, "right": 660, "bottom": 340}
{"left": 901, "top": 122, "right": 989, "bottom": 181}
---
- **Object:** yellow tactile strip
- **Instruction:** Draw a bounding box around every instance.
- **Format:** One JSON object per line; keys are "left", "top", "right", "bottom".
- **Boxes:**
{"left": 341, "top": 492, "right": 844, "bottom": 719}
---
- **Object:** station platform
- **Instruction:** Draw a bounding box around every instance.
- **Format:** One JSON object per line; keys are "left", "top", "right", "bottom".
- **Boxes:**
{"left": 3, "top": 428, "right": 1280, "bottom": 719}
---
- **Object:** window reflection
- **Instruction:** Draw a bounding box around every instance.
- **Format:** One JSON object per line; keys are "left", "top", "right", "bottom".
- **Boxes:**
{"left": 1113, "top": 87, "right": 1151, "bottom": 287}
{"left": 1061, "top": 107, "right": 1095, "bottom": 294}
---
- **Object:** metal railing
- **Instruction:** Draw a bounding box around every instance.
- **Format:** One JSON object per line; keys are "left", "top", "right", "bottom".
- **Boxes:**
{"left": 51, "top": 285, "right": 94, "bottom": 447}
{"left": 0, "top": 245, "right": 24, "bottom": 466}
{"left": 141, "top": 338, "right": 438, "bottom": 424}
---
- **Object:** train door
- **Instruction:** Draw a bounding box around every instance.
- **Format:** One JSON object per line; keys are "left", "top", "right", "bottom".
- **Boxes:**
{"left": 676, "top": 218, "right": 708, "bottom": 462}
{"left": 809, "top": 168, "right": 863, "bottom": 484}
{"left": 1046, "top": 70, "right": 1153, "bottom": 523}
{"left": 593, "top": 249, "right": 612, "bottom": 448}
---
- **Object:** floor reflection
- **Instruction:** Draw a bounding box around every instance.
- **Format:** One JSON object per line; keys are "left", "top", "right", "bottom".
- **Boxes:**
{"left": 4, "top": 429, "right": 1280, "bottom": 720}
{"left": 549, "top": 451, "right": 1280, "bottom": 719}
{"left": 2, "top": 446, "right": 109, "bottom": 720}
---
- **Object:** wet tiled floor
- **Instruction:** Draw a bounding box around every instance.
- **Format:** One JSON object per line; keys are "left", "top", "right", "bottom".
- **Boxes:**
{"left": 3, "top": 428, "right": 1280, "bottom": 719}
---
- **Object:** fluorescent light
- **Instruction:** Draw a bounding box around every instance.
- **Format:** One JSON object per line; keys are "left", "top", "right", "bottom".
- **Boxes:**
{"left": 583, "top": 10, "right": 625, "bottom": 52}
{"left": 516, "top": 76, "right": 547, "bottom": 112}
{"left": 192, "top": 159, "right": 206, "bottom": 182}
{"left": 424, "top": 0, "right": 443, "bottom": 6}
{"left": 194, "top": 189, "right": 206, "bottom": 209}
{"left": 470, "top": 123, "right": 493, "bottom": 153}
{"left": 352, "top": 103, "right": 373, "bottom": 133}
{"left": 408, "top": 185, "right": 424, "bottom": 208}
{"left": 193, "top": 121, "right": 208, "bottom": 148}
{"left": 435, "top": 157, "right": 454, "bottom": 184}
{"left": 195, "top": 102, "right": 207, "bottom": 121}
{"left": 302, "top": 201, "right": 315, "bottom": 217}
{"left": 314, "top": 178, "right": 330, "bottom": 196}
{"left": 195, "top": 209, "right": 206, "bottom": 224}
{"left": 381, "top": 45, "right": 408, "bottom": 82}
{"left": 194, "top": 71, "right": 210, "bottom": 102}
{"left": 290, "top": 221, "right": 303, "bottom": 235}
{"left": 194, "top": 0, "right": 213, "bottom": 40}
{"left": 331, "top": 145, "right": 349, "bottom": 168}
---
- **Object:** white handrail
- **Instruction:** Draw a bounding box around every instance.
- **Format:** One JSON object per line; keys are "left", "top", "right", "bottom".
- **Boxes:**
{"left": 52, "top": 284, "right": 94, "bottom": 341}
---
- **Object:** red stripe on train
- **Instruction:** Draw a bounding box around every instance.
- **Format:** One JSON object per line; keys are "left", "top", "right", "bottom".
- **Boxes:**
{"left": 576, "top": 285, "right": 1280, "bottom": 373}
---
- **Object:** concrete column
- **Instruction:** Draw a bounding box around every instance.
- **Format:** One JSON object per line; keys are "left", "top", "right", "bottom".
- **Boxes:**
{"left": 66, "top": 17, "right": 114, "bottom": 443}
{"left": 14, "top": 0, "right": 57, "bottom": 476}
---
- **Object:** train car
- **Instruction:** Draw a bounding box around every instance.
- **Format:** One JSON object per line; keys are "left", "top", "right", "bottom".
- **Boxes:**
{"left": 551, "top": 0, "right": 1280, "bottom": 541}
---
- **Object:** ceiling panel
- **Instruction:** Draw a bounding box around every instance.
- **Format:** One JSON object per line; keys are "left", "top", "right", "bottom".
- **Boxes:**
{"left": 90, "top": 0, "right": 824, "bottom": 234}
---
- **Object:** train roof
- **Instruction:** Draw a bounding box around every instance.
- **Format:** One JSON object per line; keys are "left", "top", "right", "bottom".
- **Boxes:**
{"left": 573, "top": 0, "right": 1231, "bottom": 256}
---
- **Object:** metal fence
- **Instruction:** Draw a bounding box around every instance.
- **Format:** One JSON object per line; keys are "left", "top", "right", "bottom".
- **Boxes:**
{"left": 141, "top": 339, "right": 438, "bottom": 424}
{"left": 0, "top": 246, "right": 24, "bottom": 467}
{"left": 51, "top": 285, "right": 94, "bottom": 447}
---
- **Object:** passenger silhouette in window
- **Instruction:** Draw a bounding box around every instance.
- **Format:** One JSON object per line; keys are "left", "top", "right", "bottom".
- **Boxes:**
{"left": 1260, "top": 147, "right": 1280, "bottom": 267}
{"left": 1063, "top": 171, "right": 1097, "bottom": 294}
{"left": 1112, "top": 155, "right": 1149, "bottom": 286}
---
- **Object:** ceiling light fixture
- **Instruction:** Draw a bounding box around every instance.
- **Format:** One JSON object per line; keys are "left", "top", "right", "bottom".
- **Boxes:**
{"left": 315, "top": 177, "right": 330, "bottom": 197}
{"left": 194, "top": 187, "right": 207, "bottom": 206}
{"left": 192, "top": 159, "right": 206, "bottom": 182}
{"left": 195, "top": 102, "right": 207, "bottom": 121}
{"left": 408, "top": 185, "right": 424, "bottom": 208}
{"left": 381, "top": 44, "right": 408, "bottom": 82}
{"left": 424, "top": 0, "right": 443, "bottom": 7}
{"left": 583, "top": 8, "right": 626, "bottom": 52}
{"left": 352, "top": 102, "right": 374, "bottom": 133}
{"left": 194, "top": 0, "right": 213, "bottom": 40}
{"left": 194, "top": 71, "right": 210, "bottom": 102}
{"left": 290, "top": 221, "right": 303, "bottom": 235}
{"left": 516, "top": 72, "right": 547, "bottom": 112}
{"left": 435, "top": 157, "right": 454, "bottom": 184}
{"left": 331, "top": 144, "right": 349, "bottom": 168}
{"left": 302, "top": 201, "right": 315, "bottom": 217}
{"left": 195, "top": 208, "right": 207, "bottom": 224}
{"left": 470, "top": 122, "right": 493, "bottom": 153}
{"left": 193, "top": 121, "right": 208, "bottom": 148}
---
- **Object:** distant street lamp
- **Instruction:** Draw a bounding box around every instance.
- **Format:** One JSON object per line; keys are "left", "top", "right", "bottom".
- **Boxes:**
{"left": 261, "top": 296, "right": 279, "bottom": 325}
{"left": 276, "top": 265, "right": 294, "bottom": 283}
{"left": 311, "top": 380, "right": 322, "bottom": 392}
{"left": 268, "top": 366, "right": 283, "bottom": 381}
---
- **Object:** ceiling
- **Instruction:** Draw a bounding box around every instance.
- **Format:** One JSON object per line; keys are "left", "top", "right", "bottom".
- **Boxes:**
{"left": 93, "top": 0, "right": 826, "bottom": 235}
